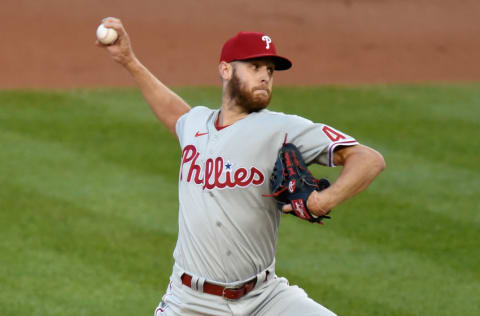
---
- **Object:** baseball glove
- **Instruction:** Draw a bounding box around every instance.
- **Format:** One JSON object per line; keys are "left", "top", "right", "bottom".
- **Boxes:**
{"left": 266, "top": 142, "right": 331, "bottom": 224}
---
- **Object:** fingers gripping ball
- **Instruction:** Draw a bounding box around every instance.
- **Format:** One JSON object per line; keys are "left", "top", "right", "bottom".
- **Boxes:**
{"left": 96, "top": 24, "right": 118, "bottom": 45}
{"left": 267, "top": 143, "right": 331, "bottom": 224}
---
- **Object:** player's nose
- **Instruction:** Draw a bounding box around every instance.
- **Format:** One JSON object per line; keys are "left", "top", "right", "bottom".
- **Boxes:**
{"left": 258, "top": 67, "right": 271, "bottom": 83}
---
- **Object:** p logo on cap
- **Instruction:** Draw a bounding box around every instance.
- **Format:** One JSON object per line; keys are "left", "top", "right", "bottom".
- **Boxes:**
{"left": 262, "top": 35, "right": 272, "bottom": 49}
{"left": 220, "top": 32, "right": 292, "bottom": 71}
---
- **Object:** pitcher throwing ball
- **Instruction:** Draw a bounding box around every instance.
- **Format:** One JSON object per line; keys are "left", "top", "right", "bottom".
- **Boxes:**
{"left": 97, "top": 17, "right": 385, "bottom": 316}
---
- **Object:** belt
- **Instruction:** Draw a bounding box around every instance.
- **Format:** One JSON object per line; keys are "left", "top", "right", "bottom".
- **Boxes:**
{"left": 181, "top": 273, "right": 259, "bottom": 300}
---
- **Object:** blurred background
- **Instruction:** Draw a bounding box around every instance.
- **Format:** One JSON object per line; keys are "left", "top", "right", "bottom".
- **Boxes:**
{"left": 1, "top": 0, "right": 480, "bottom": 88}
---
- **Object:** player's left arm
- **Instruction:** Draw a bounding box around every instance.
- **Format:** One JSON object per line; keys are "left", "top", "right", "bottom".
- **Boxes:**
{"left": 304, "top": 144, "right": 386, "bottom": 217}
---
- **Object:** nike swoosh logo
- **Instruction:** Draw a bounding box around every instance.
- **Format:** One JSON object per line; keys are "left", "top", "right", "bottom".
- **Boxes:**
{"left": 195, "top": 131, "right": 208, "bottom": 137}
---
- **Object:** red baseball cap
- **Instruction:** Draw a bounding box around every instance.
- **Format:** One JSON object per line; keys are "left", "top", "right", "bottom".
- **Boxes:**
{"left": 220, "top": 32, "right": 292, "bottom": 71}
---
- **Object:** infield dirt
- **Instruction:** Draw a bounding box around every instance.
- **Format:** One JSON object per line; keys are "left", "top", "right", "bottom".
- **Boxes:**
{"left": 2, "top": 0, "right": 479, "bottom": 88}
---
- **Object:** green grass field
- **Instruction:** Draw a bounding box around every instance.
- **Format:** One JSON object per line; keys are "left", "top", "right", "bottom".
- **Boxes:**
{"left": 1, "top": 85, "right": 479, "bottom": 315}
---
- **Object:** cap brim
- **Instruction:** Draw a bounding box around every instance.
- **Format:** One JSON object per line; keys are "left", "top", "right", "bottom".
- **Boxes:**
{"left": 233, "top": 54, "right": 292, "bottom": 71}
{"left": 271, "top": 55, "right": 292, "bottom": 71}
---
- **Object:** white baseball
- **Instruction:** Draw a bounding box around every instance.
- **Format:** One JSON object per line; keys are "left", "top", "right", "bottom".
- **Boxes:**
{"left": 96, "top": 24, "right": 118, "bottom": 45}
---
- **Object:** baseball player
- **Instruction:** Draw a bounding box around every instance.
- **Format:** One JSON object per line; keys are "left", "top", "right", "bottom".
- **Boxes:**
{"left": 98, "top": 18, "right": 385, "bottom": 316}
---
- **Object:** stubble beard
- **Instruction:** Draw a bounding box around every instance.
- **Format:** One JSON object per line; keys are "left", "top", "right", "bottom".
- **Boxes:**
{"left": 227, "top": 70, "right": 272, "bottom": 113}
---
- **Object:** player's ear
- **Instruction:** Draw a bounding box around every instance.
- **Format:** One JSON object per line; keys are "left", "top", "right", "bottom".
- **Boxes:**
{"left": 219, "top": 61, "right": 233, "bottom": 81}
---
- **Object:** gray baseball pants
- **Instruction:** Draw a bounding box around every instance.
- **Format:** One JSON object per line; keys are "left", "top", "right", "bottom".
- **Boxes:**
{"left": 154, "top": 264, "right": 336, "bottom": 316}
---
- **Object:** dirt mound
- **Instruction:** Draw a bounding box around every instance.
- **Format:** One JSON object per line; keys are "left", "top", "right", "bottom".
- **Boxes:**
{"left": 2, "top": 0, "right": 479, "bottom": 89}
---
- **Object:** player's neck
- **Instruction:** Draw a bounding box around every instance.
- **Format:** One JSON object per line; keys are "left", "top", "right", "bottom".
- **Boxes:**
{"left": 219, "top": 98, "right": 250, "bottom": 126}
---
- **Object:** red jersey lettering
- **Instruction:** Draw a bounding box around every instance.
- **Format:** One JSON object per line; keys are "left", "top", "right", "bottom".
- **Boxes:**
{"left": 180, "top": 145, "right": 265, "bottom": 190}
{"left": 322, "top": 126, "right": 346, "bottom": 142}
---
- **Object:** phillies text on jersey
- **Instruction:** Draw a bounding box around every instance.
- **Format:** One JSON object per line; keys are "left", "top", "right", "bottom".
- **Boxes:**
{"left": 180, "top": 144, "right": 265, "bottom": 190}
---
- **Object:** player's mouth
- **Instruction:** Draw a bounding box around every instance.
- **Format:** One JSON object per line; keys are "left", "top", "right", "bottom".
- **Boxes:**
{"left": 253, "top": 88, "right": 270, "bottom": 96}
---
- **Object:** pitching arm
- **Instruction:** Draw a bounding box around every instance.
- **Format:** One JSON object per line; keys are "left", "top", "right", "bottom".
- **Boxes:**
{"left": 97, "top": 17, "right": 190, "bottom": 135}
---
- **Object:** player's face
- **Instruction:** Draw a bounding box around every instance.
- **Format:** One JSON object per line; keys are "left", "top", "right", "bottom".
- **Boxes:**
{"left": 227, "top": 58, "right": 275, "bottom": 113}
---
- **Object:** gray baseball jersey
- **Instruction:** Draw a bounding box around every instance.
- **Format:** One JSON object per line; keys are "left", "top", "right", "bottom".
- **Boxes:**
{"left": 174, "top": 106, "right": 358, "bottom": 284}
